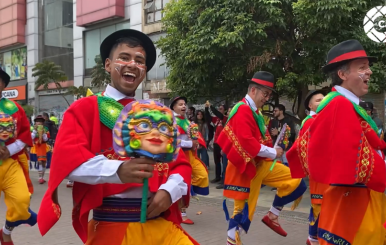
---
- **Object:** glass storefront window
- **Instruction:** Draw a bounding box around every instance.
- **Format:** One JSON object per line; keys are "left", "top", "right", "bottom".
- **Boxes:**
{"left": 84, "top": 22, "right": 131, "bottom": 69}
{"left": 41, "top": 0, "right": 74, "bottom": 80}
{"left": 0, "top": 47, "right": 28, "bottom": 81}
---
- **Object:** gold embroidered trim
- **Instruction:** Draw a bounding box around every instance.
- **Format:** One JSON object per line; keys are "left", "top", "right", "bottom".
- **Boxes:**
{"left": 224, "top": 124, "right": 252, "bottom": 164}
{"left": 52, "top": 203, "right": 61, "bottom": 219}
{"left": 296, "top": 129, "right": 309, "bottom": 176}
{"left": 154, "top": 163, "right": 169, "bottom": 177}
{"left": 355, "top": 121, "right": 375, "bottom": 184}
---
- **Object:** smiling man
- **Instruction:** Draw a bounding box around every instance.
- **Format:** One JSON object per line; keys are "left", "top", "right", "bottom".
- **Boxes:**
{"left": 37, "top": 30, "right": 198, "bottom": 245}
{"left": 218, "top": 71, "right": 307, "bottom": 245}
{"left": 306, "top": 40, "right": 386, "bottom": 245}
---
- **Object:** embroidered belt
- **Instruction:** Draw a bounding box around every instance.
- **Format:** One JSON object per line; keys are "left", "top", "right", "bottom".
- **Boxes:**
{"left": 93, "top": 198, "right": 160, "bottom": 222}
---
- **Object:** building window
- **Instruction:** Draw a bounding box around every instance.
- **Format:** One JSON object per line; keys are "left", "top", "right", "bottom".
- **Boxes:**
{"left": 42, "top": 0, "right": 74, "bottom": 80}
{"left": 62, "top": 1, "right": 73, "bottom": 28}
{"left": 84, "top": 22, "right": 131, "bottom": 69}
{"left": 147, "top": 33, "right": 169, "bottom": 80}
{"left": 144, "top": 0, "right": 169, "bottom": 24}
{"left": 0, "top": 47, "right": 27, "bottom": 81}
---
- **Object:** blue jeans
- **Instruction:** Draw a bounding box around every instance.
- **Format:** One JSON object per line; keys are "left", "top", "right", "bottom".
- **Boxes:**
{"left": 221, "top": 152, "right": 228, "bottom": 180}
{"left": 197, "top": 147, "right": 209, "bottom": 168}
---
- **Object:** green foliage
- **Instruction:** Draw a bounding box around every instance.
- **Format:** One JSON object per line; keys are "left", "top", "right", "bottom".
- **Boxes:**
{"left": 32, "top": 60, "right": 70, "bottom": 106}
{"left": 158, "top": 0, "right": 386, "bottom": 119}
{"left": 20, "top": 104, "right": 34, "bottom": 117}
{"left": 66, "top": 86, "right": 89, "bottom": 100}
{"left": 32, "top": 60, "right": 68, "bottom": 90}
{"left": 91, "top": 55, "right": 110, "bottom": 88}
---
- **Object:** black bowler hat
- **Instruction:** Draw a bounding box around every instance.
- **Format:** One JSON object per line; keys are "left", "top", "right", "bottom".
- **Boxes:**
{"left": 304, "top": 90, "right": 325, "bottom": 111}
{"left": 34, "top": 115, "right": 45, "bottom": 123}
{"left": 322, "top": 40, "right": 377, "bottom": 73}
{"left": 359, "top": 101, "right": 374, "bottom": 111}
{"left": 100, "top": 29, "right": 157, "bottom": 71}
{"left": 170, "top": 96, "right": 187, "bottom": 110}
{"left": 0, "top": 68, "right": 10, "bottom": 87}
{"left": 248, "top": 71, "right": 276, "bottom": 92}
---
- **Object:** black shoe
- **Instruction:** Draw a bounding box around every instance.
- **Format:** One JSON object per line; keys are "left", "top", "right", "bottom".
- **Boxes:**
{"left": 210, "top": 178, "right": 221, "bottom": 183}
{"left": 271, "top": 188, "right": 277, "bottom": 192}
{"left": 216, "top": 184, "right": 224, "bottom": 189}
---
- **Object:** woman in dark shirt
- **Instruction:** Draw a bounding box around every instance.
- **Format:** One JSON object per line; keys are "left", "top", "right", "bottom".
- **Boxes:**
{"left": 195, "top": 110, "right": 209, "bottom": 168}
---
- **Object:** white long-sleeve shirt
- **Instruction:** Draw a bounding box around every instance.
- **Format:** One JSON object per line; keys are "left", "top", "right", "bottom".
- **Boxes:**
{"left": 67, "top": 85, "right": 188, "bottom": 204}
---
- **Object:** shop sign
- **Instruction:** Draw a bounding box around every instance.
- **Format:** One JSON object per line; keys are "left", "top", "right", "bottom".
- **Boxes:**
{"left": 2, "top": 85, "right": 26, "bottom": 101}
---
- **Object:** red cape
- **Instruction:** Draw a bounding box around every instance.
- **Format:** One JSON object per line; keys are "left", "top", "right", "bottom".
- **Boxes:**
{"left": 38, "top": 96, "right": 192, "bottom": 243}
{"left": 217, "top": 98, "right": 271, "bottom": 180}
{"left": 308, "top": 95, "right": 386, "bottom": 192}
{"left": 287, "top": 115, "right": 315, "bottom": 178}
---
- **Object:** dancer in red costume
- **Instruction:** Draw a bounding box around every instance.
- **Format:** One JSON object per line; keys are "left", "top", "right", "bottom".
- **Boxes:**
{"left": 304, "top": 40, "right": 386, "bottom": 245}
{"left": 38, "top": 29, "right": 198, "bottom": 245}
{"left": 218, "top": 71, "right": 307, "bottom": 245}
{"left": 0, "top": 68, "right": 36, "bottom": 245}
{"left": 170, "top": 96, "right": 209, "bottom": 225}
{"left": 286, "top": 90, "right": 327, "bottom": 245}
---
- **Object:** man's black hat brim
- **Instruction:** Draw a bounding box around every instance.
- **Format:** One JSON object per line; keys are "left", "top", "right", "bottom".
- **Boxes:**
{"left": 100, "top": 29, "right": 157, "bottom": 71}
{"left": 0, "top": 69, "right": 10, "bottom": 88}
{"left": 170, "top": 96, "right": 188, "bottom": 110}
{"left": 304, "top": 90, "right": 326, "bottom": 111}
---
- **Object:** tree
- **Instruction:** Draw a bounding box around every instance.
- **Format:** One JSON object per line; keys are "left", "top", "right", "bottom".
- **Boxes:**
{"left": 19, "top": 104, "right": 34, "bottom": 118}
{"left": 158, "top": 0, "right": 386, "bottom": 120}
{"left": 66, "top": 86, "right": 89, "bottom": 100}
{"left": 91, "top": 55, "right": 110, "bottom": 89}
{"left": 32, "top": 60, "right": 70, "bottom": 105}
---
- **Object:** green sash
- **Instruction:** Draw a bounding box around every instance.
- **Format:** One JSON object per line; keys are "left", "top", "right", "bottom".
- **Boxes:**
{"left": 316, "top": 91, "right": 378, "bottom": 134}
{"left": 226, "top": 101, "right": 266, "bottom": 139}
{"left": 300, "top": 115, "right": 313, "bottom": 130}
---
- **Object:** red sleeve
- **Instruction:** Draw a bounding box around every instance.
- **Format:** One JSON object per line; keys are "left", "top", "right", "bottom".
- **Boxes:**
{"left": 15, "top": 103, "right": 33, "bottom": 147}
{"left": 164, "top": 148, "right": 192, "bottom": 222}
{"left": 217, "top": 105, "right": 261, "bottom": 179}
{"left": 308, "top": 96, "right": 386, "bottom": 192}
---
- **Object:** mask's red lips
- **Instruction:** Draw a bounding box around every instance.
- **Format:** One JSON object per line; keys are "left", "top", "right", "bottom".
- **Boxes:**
{"left": 147, "top": 138, "right": 163, "bottom": 144}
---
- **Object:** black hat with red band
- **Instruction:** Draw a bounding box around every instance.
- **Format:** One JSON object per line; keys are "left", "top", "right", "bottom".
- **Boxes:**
{"left": 248, "top": 71, "right": 276, "bottom": 92}
{"left": 322, "top": 39, "right": 377, "bottom": 73}
{"left": 170, "top": 96, "right": 187, "bottom": 110}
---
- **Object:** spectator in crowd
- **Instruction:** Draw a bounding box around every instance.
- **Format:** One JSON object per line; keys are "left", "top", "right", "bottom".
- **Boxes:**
{"left": 194, "top": 110, "right": 209, "bottom": 168}
{"left": 360, "top": 101, "right": 383, "bottom": 132}
{"left": 205, "top": 101, "right": 227, "bottom": 183}
{"left": 269, "top": 104, "right": 296, "bottom": 151}
{"left": 42, "top": 112, "right": 58, "bottom": 143}
{"left": 188, "top": 106, "right": 196, "bottom": 121}
{"left": 49, "top": 113, "right": 59, "bottom": 125}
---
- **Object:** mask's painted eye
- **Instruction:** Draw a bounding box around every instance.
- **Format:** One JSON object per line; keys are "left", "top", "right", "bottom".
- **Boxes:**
{"left": 159, "top": 125, "right": 168, "bottom": 134}
{"left": 142, "top": 108, "right": 150, "bottom": 111}
{"left": 138, "top": 122, "right": 151, "bottom": 131}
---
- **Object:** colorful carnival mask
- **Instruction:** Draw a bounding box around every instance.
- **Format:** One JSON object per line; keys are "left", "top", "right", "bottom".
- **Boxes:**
{"left": 113, "top": 100, "right": 180, "bottom": 162}
{"left": 188, "top": 122, "right": 199, "bottom": 140}
{"left": 0, "top": 113, "right": 16, "bottom": 142}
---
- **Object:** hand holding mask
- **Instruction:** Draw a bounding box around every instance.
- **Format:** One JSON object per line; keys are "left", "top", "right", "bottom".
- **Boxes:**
{"left": 113, "top": 100, "right": 180, "bottom": 223}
